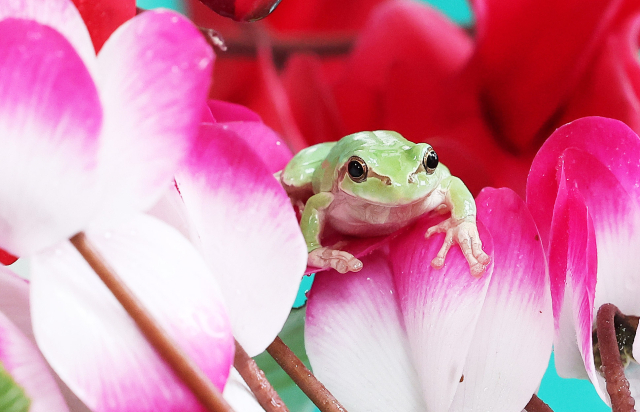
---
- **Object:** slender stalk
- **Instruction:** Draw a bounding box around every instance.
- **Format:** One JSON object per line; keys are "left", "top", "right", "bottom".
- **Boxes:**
{"left": 69, "top": 232, "right": 234, "bottom": 412}
{"left": 233, "top": 339, "right": 288, "bottom": 411}
{"left": 266, "top": 337, "right": 347, "bottom": 412}
{"left": 525, "top": 394, "right": 553, "bottom": 412}
{"left": 596, "top": 304, "right": 636, "bottom": 412}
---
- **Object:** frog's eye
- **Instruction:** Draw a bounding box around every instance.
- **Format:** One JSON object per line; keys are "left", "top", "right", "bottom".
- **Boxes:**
{"left": 347, "top": 156, "right": 368, "bottom": 183}
{"left": 423, "top": 148, "right": 438, "bottom": 175}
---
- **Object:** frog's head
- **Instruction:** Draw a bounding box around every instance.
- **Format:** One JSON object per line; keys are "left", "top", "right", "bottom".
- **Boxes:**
{"left": 319, "top": 130, "right": 442, "bottom": 205}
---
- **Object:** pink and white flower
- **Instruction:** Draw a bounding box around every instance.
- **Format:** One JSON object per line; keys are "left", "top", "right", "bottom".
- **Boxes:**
{"left": 151, "top": 100, "right": 308, "bottom": 357}
{"left": 0, "top": 0, "right": 261, "bottom": 410}
{"left": 305, "top": 188, "right": 553, "bottom": 412}
{"left": 527, "top": 116, "right": 640, "bottom": 404}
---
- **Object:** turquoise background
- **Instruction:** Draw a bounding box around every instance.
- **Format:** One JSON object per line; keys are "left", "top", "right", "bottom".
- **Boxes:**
{"left": 138, "top": 0, "right": 613, "bottom": 409}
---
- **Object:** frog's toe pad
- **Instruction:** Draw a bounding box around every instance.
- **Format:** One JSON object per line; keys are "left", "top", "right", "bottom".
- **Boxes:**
{"left": 308, "top": 247, "right": 362, "bottom": 274}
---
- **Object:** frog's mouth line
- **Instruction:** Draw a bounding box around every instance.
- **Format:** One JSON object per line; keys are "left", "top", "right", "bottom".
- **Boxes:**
{"left": 335, "top": 178, "right": 436, "bottom": 207}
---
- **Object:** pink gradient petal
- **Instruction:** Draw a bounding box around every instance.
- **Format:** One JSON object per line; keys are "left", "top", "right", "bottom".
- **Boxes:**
{"left": 0, "top": 307, "right": 69, "bottom": 412}
{"left": 561, "top": 148, "right": 640, "bottom": 317}
{"left": 450, "top": 188, "right": 553, "bottom": 411}
{"left": 218, "top": 121, "right": 293, "bottom": 174}
{"left": 30, "top": 215, "right": 234, "bottom": 412}
{"left": 527, "top": 117, "right": 640, "bottom": 247}
{"left": 547, "top": 170, "right": 603, "bottom": 401}
{"left": 389, "top": 216, "right": 494, "bottom": 412}
{"left": 208, "top": 100, "right": 263, "bottom": 123}
{"left": 91, "top": 10, "right": 213, "bottom": 229}
{"left": 0, "top": 267, "right": 31, "bottom": 340}
{"left": 0, "top": 19, "right": 101, "bottom": 256}
{"left": 175, "top": 124, "right": 307, "bottom": 356}
{"left": 305, "top": 254, "right": 426, "bottom": 411}
{"left": 0, "top": 0, "right": 96, "bottom": 73}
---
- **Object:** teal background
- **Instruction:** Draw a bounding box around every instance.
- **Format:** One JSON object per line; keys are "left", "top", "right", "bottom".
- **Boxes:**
{"left": 137, "top": 0, "right": 613, "bottom": 409}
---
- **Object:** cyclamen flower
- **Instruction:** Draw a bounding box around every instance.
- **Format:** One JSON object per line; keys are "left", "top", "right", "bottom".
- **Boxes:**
{"left": 305, "top": 188, "right": 553, "bottom": 412}
{"left": 0, "top": 0, "right": 260, "bottom": 410}
{"left": 527, "top": 116, "right": 640, "bottom": 405}
{"left": 151, "top": 99, "right": 308, "bottom": 357}
{"left": 192, "top": 0, "right": 640, "bottom": 197}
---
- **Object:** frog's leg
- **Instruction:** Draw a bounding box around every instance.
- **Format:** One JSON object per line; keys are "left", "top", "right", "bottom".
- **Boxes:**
{"left": 301, "top": 192, "right": 363, "bottom": 274}
{"left": 425, "top": 175, "right": 490, "bottom": 276}
{"left": 279, "top": 142, "right": 336, "bottom": 206}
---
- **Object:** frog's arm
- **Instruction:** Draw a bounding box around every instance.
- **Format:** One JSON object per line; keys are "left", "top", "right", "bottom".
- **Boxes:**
{"left": 301, "top": 192, "right": 363, "bottom": 273}
{"left": 426, "top": 174, "right": 490, "bottom": 276}
{"left": 300, "top": 192, "right": 334, "bottom": 252}
{"left": 280, "top": 142, "right": 335, "bottom": 197}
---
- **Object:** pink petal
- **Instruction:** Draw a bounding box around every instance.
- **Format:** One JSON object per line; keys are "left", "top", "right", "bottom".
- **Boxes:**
{"left": 0, "top": 0, "right": 96, "bottom": 73}
{"left": 0, "top": 267, "right": 32, "bottom": 340}
{"left": 175, "top": 124, "right": 307, "bottom": 356}
{"left": 30, "top": 215, "right": 234, "bottom": 412}
{"left": 450, "top": 188, "right": 553, "bottom": 411}
{"left": 90, "top": 10, "right": 213, "bottom": 230}
{"left": 561, "top": 147, "right": 640, "bottom": 317}
{"left": 216, "top": 121, "right": 293, "bottom": 174}
{"left": 305, "top": 254, "right": 426, "bottom": 411}
{"left": 547, "top": 170, "right": 602, "bottom": 400}
{"left": 0, "top": 19, "right": 101, "bottom": 256}
{"left": 389, "top": 215, "right": 494, "bottom": 412}
{"left": 527, "top": 116, "right": 640, "bottom": 247}
{"left": 0, "top": 267, "right": 69, "bottom": 412}
{"left": 208, "top": 100, "right": 263, "bottom": 123}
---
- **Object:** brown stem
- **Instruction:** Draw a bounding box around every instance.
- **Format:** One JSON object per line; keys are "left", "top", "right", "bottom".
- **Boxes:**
{"left": 596, "top": 303, "right": 636, "bottom": 412}
{"left": 525, "top": 394, "right": 553, "bottom": 412}
{"left": 266, "top": 337, "right": 347, "bottom": 412}
{"left": 69, "top": 232, "right": 234, "bottom": 412}
{"left": 233, "top": 339, "right": 288, "bottom": 411}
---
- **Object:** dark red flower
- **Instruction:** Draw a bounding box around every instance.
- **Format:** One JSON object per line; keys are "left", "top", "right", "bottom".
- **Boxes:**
{"left": 189, "top": 0, "right": 640, "bottom": 197}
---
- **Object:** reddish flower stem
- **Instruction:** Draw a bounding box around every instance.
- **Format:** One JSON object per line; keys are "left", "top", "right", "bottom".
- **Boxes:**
{"left": 233, "top": 339, "right": 289, "bottom": 411}
{"left": 596, "top": 304, "right": 636, "bottom": 412}
{"left": 69, "top": 232, "right": 235, "bottom": 412}
{"left": 266, "top": 337, "right": 347, "bottom": 412}
{"left": 525, "top": 394, "right": 553, "bottom": 412}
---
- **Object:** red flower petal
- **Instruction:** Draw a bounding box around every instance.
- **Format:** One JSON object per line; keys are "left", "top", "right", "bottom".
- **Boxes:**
{"left": 71, "top": 0, "right": 136, "bottom": 52}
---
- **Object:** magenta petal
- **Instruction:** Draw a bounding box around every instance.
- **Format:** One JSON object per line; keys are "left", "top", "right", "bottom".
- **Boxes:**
{"left": 561, "top": 148, "right": 640, "bottom": 316}
{"left": 219, "top": 121, "right": 293, "bottom": 174}
{"left": 30, "top": 215, "right": 234, "bottom": 412}
{"left": 527, "top": 116, "right": 640, "bottom": 247}
{"left": 547, "top": 170, "right": 603, "bottom": 398}
{"left": 450, "top": 188, "right": 553, "bottom": 411}
{"left": 208, "top": 100, "right": 263, "bottom": 123}
{"left": 0, "top": 19, "right": 101, "bottom": 256}
{"left": 389, "top": 216, "right": 494, "bottom": 411}
{"left": 305, "top": 254, "right": 426, "bottom": 411}
{"left": 91, "top": 10, "right": 213, "bottom": 229}
{"left": 175, "top": 124, "right": 307, "bottom": 356}
{"left": 0, "top": 0, "right": 96, "bottom": 73}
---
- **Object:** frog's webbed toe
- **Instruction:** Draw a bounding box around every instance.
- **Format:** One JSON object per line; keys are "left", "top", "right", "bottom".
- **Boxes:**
{"left": 308, "top": 247, "right": 363, "bottom": 274}
{"left": 426, "top": 218, "right": 490, "bottom": 276}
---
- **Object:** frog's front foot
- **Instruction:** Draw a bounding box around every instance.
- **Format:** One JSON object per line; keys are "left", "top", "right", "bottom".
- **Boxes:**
{"left": 426, "top": 217, "right": 490, "bottom": 276}
{"left": 308, "top": 247, "right": 363, "bottom": 274}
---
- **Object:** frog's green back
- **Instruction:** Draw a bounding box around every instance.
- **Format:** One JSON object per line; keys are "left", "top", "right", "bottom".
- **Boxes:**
{"left": 281, "top": 142, "right": 336, "bottom": 191}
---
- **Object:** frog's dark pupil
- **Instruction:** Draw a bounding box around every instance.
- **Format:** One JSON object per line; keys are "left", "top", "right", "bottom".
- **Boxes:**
{"left": 426, "top": 150, "right": 439, "bottom": 170}
{"left": 348, "top": 161, "right": 365, "bottom": 178}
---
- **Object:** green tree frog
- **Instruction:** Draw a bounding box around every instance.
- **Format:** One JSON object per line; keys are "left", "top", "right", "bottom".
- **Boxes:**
{"left": 278, "top": 130, "right": 490, "bottom": 276}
